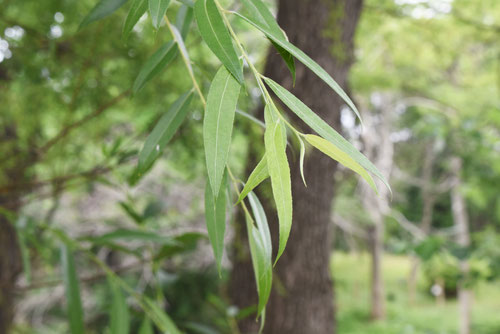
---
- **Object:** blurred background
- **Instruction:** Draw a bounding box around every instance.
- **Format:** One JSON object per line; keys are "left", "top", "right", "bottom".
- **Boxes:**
{"left": 1, "top": 0, "right": 499, "bottom": 333}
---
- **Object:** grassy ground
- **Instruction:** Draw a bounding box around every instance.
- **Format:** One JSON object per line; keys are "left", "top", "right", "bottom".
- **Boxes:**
{"left": 332, "top": 253, "right": 500, "bottom": 334}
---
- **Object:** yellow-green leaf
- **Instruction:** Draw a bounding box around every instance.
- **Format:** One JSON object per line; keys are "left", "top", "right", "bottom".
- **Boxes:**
{"left": 305, "top": 134, "right": 377, "bottom": 192}
{"left": 237, "top": 155, "right": 269, "bottom": 204}
{"left": 263, "top": 77, "right": 390, "bottom": 193}
{"left": 264, "top": 107, "right": 292, "bottom": 264}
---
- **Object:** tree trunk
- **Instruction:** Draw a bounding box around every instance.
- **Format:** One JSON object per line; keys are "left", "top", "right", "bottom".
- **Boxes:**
{"left": 359, "top": 95, "right": 393, "bottom": 321}
{"left": 230, "top": 1, "right": 364, "bottom": 333}
{"left": 0, "top": 125, "right": 24, "bottom": 333}
{"left": 450, "top": 157, "right": 471, "bottom": 334}
{"left": 408, "top": 141, "right": 437, "bottom": 305}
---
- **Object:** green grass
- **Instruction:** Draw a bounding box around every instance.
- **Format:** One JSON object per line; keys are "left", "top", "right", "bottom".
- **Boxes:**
{"left": 332, "top": 253, "right": 500, "bottom": 334}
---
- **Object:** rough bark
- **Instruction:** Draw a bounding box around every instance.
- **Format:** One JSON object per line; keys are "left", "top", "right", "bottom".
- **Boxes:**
{"left": 230, "top": 1, "right": 364, "bottom": 333}
{"left": 450, "top": 157, "right": 471, "bottom": 334}
{"left": 359, "top": 95, "right": 393, "bottom": 321}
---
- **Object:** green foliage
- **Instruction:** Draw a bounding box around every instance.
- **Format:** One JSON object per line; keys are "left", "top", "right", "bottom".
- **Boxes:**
{"left": 149, "top": 0, "right": 171, "bottom": 29}
{"left": 61, "top": 244, "right": 85, "bottom": 334}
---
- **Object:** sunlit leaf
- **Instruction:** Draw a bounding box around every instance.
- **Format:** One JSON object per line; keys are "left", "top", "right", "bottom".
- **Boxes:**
{"left": 149, "top": 0, "right": 171, "bottom": 29}
{"left": 264, "top": 107, "right": 292, "bottom": 264}
{"left": 123, "top": 0, "right": 148, "bottom": 41}
{"left": 204, "top": 66, "right": 241, "bottom": 197}
{"left": 263, "top": 77, "right": 390, "bottom": 193}
{"left": 298, "top": 136, "right": 307, "bottom": 186}
{"left": 110, "top": 283, "right": 130, "bottom": 334}
{"left": 205, "top": 171, "right": 227, "bottom": 275}
{"left": 61, "top": 244, "right": 84, "bottom": 334}
{"left": 194, "top": 0, "right": 244, "bottom": 84}
{"left": 137, "top": 91, "right": 193, "bottom": 174}
{"left": 80, "top": 0, "right": 129, "bottom": 29}
{"left": 133, "top": 41, "right": 178, "bottom": 93}
{"left": 237, "top": 155, "right": 269, "bottom": 204}
{"left": 305, "top": 134, "right": 377, "bottom": 192}
{"left": 235, "top": 11, "right": 361, "bottom": 122}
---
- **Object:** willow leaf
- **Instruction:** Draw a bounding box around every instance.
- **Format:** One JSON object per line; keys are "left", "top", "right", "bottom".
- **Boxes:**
{"left": 264, "top": 108, "right": 292, "bottom": 264}
{"left": 246, "top": 192, "right": 272, "bottom": 319}
{"left": 61, "top": 244, "right": 84, "bottom": 334}
{"left": 263, "top": 77, "right": 391, "bottom": 193}
{"left": 194, "top": 0, "right": 243, "bottom": 84}
{"left": 235, "top": 11, "right": 361, "bottom": 122}
{"left": 239, "top": 0, "right": 295, "bottom": 83}
{"left": 205, "top": 172, "right": 227, "bottom": 275}
{"left": 142, "top": 297, "right": 181, "bottom": 334}
{"left": 237, "top": 155, "right": 269, "bottom": 204}
{"left": 138, "top": 91, "right": 193, "bottom": 173}
{"left": 204, "top": 66, "right": 241, "bottom": 197}
{"left": 110, "top": 283, "right": 130, "bottom": 334}
{"left": 305, "top": 134, "right": 377, "bottom": 192}
{"left": 80, "top": 0, "right": 129, "bottom": 29}
{"left": 176, "top": 4, "right": 194, "bottom": 39}
{"left": 139, "top": 319, "right": 153, "bottom": 334}
{"left": 149, "top": 0, "right": 171, "bottom": 29}
{"left": 123, "top": 0, "right": 148, "bottom": 41}
{"left": 298, "top": 136, "right": 307, "bottom": 186}
{"left": 133, "top": 41, "right": 178, "bottom": 93}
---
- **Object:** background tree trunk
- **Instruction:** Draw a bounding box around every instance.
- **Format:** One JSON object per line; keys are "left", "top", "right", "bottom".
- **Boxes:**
{"left": 450, "top": 157, "right": 471, "bottom": 334}
{"left": 0, "top": 124, "right": 24, "bottom": 334}
{"left": 359, "top": 95, "right": 393, "bottom": 321}
{"left": 230, "top": 1, "right": 364, "bottom": 333}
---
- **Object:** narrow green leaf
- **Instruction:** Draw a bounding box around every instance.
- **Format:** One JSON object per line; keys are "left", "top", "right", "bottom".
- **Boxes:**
{"left": 205, "top": 171, "right": 227, "bottom": 275}
{"left": 177, "top": 0, "right": 194, "bottom": 7}
{"left": 149, "top": 0, "right": 170, "bottom": 29}
{"left": 235, "top": 11, "right": 361, "bottom": 122}
{"left": 237, "top": 155, "right": 269, "bottom": 204}
{"left": 239, "top": 0, "right": 295, "bottom": 83}
{"left": 61, "top": 244, "right": 84, "bottom": 334}
{"left": 236, "top": 109, "right": 266, "bottom": 129}
{"left": 110, "top": 283, "right": 130, "bottom": 334}
{"left": 79, "top": 0, "right": 129, "bottom": 29}
{"left": 133, "top": 41, "right": 178, "bottom": 93}
{"left": 264, "top": 108, "right": 292, "bottom": 264}
{"left": 137, "top": 91, "right": 193, "bottom": 174}
{"left": 263, "top": 77, "right": 391, "bottom": 193}
{"left": 138, "top": 318, "right": 153, "bottom": 334}
{"left": 123, "top": 0, "right": 148, "bottom": 41}
{"left": 204, "top": 66, "right": 241, "bottom": 197}
{"left": 305, "top": 134, "right": 377, "bottom": 192}
{"left": 142, "top": 297, "right": 181, "bottom": 334}
{"left": 298, "top": 136, "right": 307, "bottom": 187}
{"left": 244, "top": 192, "right": 272, "bottom": 321}
{"left": 176, "top": 4, "right": 194, "bottom": 40}
{"left": 194, "top": 0, "right": 244, "bottom": 84}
